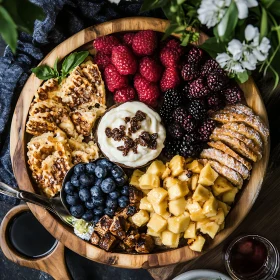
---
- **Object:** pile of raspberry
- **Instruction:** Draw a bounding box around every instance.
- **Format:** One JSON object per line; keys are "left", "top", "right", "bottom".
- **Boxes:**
{"left": 160, "top": 47, "right": 244, "bottom": 159}
{"left": 93, "top": 31, "right": 185, "bottom": 107}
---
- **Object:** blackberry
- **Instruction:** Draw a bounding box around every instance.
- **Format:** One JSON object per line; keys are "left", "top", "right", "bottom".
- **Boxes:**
{"left": 168, "top": 123, "right": 183, "bottom": 139}
{"left": 207, "top": 93, "right": 223, "bottom": 111}
{"left": 159, "top": 104, "right": 173, "bottom": 124}
{"left": 198, "top": 119, "right": 215, "bottom": 141}
{"left": 223, "top": 85, "right": 243, "bottom": 104}
{"left": 186, "top": 47, "right": 204, "bottom": 65}
{"left": 163, "top": 88, "right": 183, "bottom": 108}
{"left": 207, "top": 72, "right": 229, "bottom": 91}
{"left": 189, "top": 78, "right": 210, "bottom": 98}
{"left": 188, "top": 99, "right": 207, "bottom": 120}
{"left": 181, "top": 63, "right": 199, "bottom": 81}
{"left": 180, "top": 143, "right": 202, "bottom": 157}
{"left": 201, "top": 59, "right": 219, "bottom": 76}
{"left": 164, "top": 139, "right": 181, "bottom": 159}
{"left": 182, "top": 133, "right": 197, "bottom": 145}
{"left": 181, "top": 115, "right": 196, "bottom": 132}
{"left": 173, "top": 107, "right": 188, "bottom": 124}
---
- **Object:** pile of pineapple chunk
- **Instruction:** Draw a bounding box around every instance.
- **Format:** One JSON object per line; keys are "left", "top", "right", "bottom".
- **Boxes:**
{"left": 129, "top": 155, "right": 238, "bottom": 252}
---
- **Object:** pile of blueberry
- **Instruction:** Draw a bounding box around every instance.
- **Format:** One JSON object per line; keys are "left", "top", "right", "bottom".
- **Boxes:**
{"left": 63, "top": 158, "right": 130, "bottom": 224}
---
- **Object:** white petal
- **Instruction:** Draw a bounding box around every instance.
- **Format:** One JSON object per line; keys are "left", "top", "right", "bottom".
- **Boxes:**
{"left": 245, "top": 24, "right": 258, "bottom": 41}
{"left": 252, "top": 49, "right": 267, "bottom": 61}
{"left": 241, "top": 60, "right": 256, "bottom": 70}
{"left": 236, "top": 2, "right": 248, "bottom": 19}
{"left": 228, "top": 39, "right": 243, "bottom": 60}
{"left": 217, "top": 14, "right": 228, "bottom": 36}
{"left": 258, "top": 37, "right": 271, "bottom": 54}
{"left": 247, "top": 0, "right": 258, "bottom": 7}
{"left": 231, "top": 63, "right": 244, "bottom": 73}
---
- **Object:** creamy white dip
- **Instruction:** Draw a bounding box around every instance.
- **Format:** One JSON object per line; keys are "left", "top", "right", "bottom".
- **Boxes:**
{"left": 97, "top": 101, "right": 166, "bottom": 168}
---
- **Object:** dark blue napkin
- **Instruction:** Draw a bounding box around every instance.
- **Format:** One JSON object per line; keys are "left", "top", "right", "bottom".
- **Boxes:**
{"left": 0, "top": 0, "right": 164, "bottom": 205}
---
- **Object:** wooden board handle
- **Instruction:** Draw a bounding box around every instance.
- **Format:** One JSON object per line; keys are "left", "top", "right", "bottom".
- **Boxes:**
{"left": 0, "top": 205, "right": 71, "bottom": 280}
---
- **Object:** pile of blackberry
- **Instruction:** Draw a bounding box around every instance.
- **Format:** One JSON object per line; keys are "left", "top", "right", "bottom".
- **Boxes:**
{"left": 160, "top": 46, "right": 244, "bottom": 159}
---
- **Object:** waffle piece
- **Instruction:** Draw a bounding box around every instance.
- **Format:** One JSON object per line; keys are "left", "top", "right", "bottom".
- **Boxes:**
{"left": 135, "top": 234, "right": 155, "bottom": 253}
{"left": 222, "top": 122, "right": 263, "bottom": 149}
{"left": 211, "top": 112, "right": 269, "bottom": 142}
{"left": 210, "top": 133, "right": 258, "bottom": 162}
{"left": 95, "top": 215, "right": 113, "bottom": 236}
{"left": 70, "top": 103, "right": 106, "bottom": 136}
{"left": 59, "top": 60, "right": 106, "bottom": 109}
{"left": 26, "top": 116, "right": 57, "bottom": 136}
{"left": 212, "top": 127, "right": 262, "bottom": 160}
{"left": 99, "top": 233, "right": 118, "bottom": 252}
{"left": 199, "top": 159, "right": 243, "bottom": 188}
{"left": 200, "top": 148, "right": 250, "bottom": 179}
{"left": 109, "top": 216, "right": 130, "bottom": 240}
{"left": 207, "top": 141, "right": 252, "bottom": 170}
{"left": 34, "top": 78, "right": 61, "bottom": 102}
{"left": 221, "top": 104, "right": 256, "bottom": 117}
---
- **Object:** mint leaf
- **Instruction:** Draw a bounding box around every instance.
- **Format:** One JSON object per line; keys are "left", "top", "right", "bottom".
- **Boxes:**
{"left": 200, "top": 37, "right": 226, "bottom": 57}
{"left": 236, "top": 71, "right": 249, "bottom": 83}
{"left": 31, "top": 65, "right": 56, "bottom": 80}
{"left": 53, "top": 58, "right": 59, "bottom": 77}
{"left": 141, "top": 0, "right": 168, "bottom": 12}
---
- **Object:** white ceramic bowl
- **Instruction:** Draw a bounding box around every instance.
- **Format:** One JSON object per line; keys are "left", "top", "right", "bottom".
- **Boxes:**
{"left": 173, "top": 269, "right": 231, "bottom": 280}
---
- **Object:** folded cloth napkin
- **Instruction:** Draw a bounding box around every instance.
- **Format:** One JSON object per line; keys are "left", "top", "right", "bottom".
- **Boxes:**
{"left": 0, "top": 0, "right": 164, "bottom": 205}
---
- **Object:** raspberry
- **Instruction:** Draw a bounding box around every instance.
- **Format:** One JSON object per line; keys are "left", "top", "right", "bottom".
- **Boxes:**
{"left": 181, "top": 63, "right": 199, "bottom": 81}
{"left": 104, "top": 64, "right": 128, "bottom": 92}
{"left": 223, "top": 85, "right": 243, "bottom": 104}
{"left": 163, "top": 88, "right": 183, "bottom": 108}
{"left": 93, "top": 35, "right": 120, "bottom": 55}
{"left": 132, "top": 30, "right": 157, "bottom": 56}
{"left": 168, "top": 123, "right": 183, "bottom": 139}
{"left": 111, "top": 45, "right": 137, "bottom": 75}
{"left": 186, "top": 47, "right": 204, "bottom": 65}
{"left": 160, "top": 67, "right": 180, "bottom": 92}
{"left": 122, "top": 32, "right": 135, "bottom": 46}
{"left": 160, "top": 47, "right": 180, "bottom": 68}
{"left": 139, "top": 57, "right": 162, "bottom": 82}
{"left": 173, "top": 107, "right": 195, "bottom": 132}
{"left": 189, "top": 78, "right": 210, "bottom": 98}
{"left": 188, "top": 99, "right": 207, "bottom": 120}
{"left": 134, "top": 74, "right": 160, "bottom": 107}
{"left": 114, "top": 87, "right": 136, "bottom": 103}
{"left": 201, "top": 59, "right": 220, "bottom": 76}
{"left": 198, "top": 119, "right": 215, "bottom": 141}
{"left": 207, "top": 72, "right": 229, "bottom": 91}
{"left": 94, "top": 52, "right": 111, "bottom": 70}
{"left": 166, "top": 39, "right": 184, "bottom": 56}
{"left": 207, "top": 93, "right": 223, "bottom": 110}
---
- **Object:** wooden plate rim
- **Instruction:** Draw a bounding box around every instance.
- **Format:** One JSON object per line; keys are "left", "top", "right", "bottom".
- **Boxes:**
{"left": 10, "top": 17, "right": 270, "bottom": 269}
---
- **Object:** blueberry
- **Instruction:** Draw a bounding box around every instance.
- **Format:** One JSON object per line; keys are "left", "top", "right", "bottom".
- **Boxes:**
{"left": 109, "top": 191, "right": 120, "bottom": 200}
{"left": 74, "top": 164, "right": 85, "bottom": 175}
{"left": 70, "top": 174, "right": 80, "bottom": 187}
{"left": 104, "top": 207, "right": 115, "bottom": 218}
{"left": 94, "top": 178, "right": 102, "bottom": 187}
{"left": 121, "top": 185, "right": 129, "bottom": 196}
{"left": 126, "top": 205, "right": 137, "bottom": 216}
{"left": 79, "top": 174, "right": 91, "bottom": 188}
{"left": 96, "top": 158, "right": 113, "bottom": 168}
{"left": 70, "top": 205, "right": 84, "bottom": 218}
{"left": 66, "top": 193, "right": 80, "bottom": 206}
{"left": 93, "top": 215, "right": 101, "bottom": 225}
{"left": 85, "top": 162, "right": 96, "bottom": 174}
{"left": 114, "top": 176, "right": 127, "bottom": 187}
{"left": 85, "top": 200, "right": 95, "bottom": 209}
{"left": 79, "top": 188, "right": 91, "bottom": 202}
{"left": 90, "top": 186, "right": 103, "bottom": 198}
{"left": 64, "top": 181, "right": 75, "bottom": 195}
{"left": 95, "top": 165, "right": 108, "bottom": 179}
{"left": 106, "top": 198, "right": 118, "bottom": 209}
{"left": 82, "top": 210, "right": 94, "bottom": 222}
{"left": 111, "top": 165, "right": 124, "bottom": 178}
{"left": 118, "top": 196, "right": 129, "bottom": 208}
{"left": 93, "top": 206, "right": 104, "bottom": 216}
{"left": 92, "top": 196, "right": 105, "bottom": 206}
{"left": 101, "top": 178, "right": 116, "bottom": 193}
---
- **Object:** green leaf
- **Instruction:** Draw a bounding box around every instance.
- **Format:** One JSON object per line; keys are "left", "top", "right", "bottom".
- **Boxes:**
{"left": 53, "top": 58, "right": 59, "bottom": 77}
{"left": 177, "top": 0, "right": 186, "bottom": 4}
{"left": 162, "top": 23, "right": 181, "bottom": 40}
{"left": 261, "top": 0, "right": 275, "bottom": 9}
{"left": 181, "top": 33, "right": 191, "bottom": 46}
{"left": 61, "top": 51, "right": 89, "bottom": 77}
{"left": 269, "top": 2, "right": 280, "bottom": 16}
{"left": 140, "top": 0, "right": 168, "bottom": 12}
{"left": 216, "top": 2, "right": 238, "bottom": 42}
{"left": 200, "top": 37, "right": 226, "bottom": 57}
{"left": 236, "top": 71, "right": 249, "bottom": 83}
{"left": 260, "top": 7, "right": 268, "bottom": 40}
{"left": 31, "top": 65, "right": 56, "bottom": 80}
{"left": 0, "top": 6, "right": 17, "bottom": 53}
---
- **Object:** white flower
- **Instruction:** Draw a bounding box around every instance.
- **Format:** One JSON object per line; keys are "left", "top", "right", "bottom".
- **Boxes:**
{"left": 245, "top": 24, "right": 259, "bottom": 41}
{"left": 241, "top": 51, "right": 257, "bottom": 70}
{"left": 235, "top": 0, "right": 258, "bottom": 19}
{"left": 258, "top": 37, "right": 271, "bottom": 55}
{"left": 216, "top": 52, "right": 245, "bottom": 73}
{"left": 228, "top": 39, "right": 243, "bottom": 60}
{"left": 198, "top": 0, "right": 230, "bottom": 28}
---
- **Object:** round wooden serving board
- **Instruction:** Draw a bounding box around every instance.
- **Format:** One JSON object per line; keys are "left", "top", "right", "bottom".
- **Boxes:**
{"left": 10, "top": 17, "right": 270, "bottom": 269}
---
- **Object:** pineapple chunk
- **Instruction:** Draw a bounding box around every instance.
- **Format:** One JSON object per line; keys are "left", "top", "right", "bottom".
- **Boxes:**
{"left": 131, "top": 210, "right": 149, "bottom": 227}
{"left": 147, "top": 213, "right": 167, "bottom": 233}
{"left": 186, "top": 201, "right": 201, "bottom": 213}
{"left": 140, "top": 197, "right": 154, "bottom": 212}
{"left": 222, "top": 188, "right": 238, "bottom": 205}
{"left": 130, "top": 169, "right": 145, "bottom": 189}
{"left": 147, "top": 227, "right": 161, "bottom": 237}
{"left": 198, "top": 163, "right": 218, "bottom": 186}
{"left": 189, "top": 236, "right": 205, "bottom": 252}
{"left": 219, "top": 222, "right": 225, "bottom": 232}
{"left": 146, "top": 160, "right": 166, "bottom": 177}
{"left": 209, "top": 208, "right": 225, "bottom": 225}
{"left": 190, "top": 210, "right": 207, "bottom": 222}
{"left": 191, "top": 174, "right": 199, "bottom": 191}
{"left": 196, "top": 218, "right": 209, "bottom": 230}
{"left": 186, "top": 160, "right": 203, "bottom": 173}
{"left": 139, "top": 173, "right": 160, "bottom": 189}
{"left": 200, "top": 221, "right": 220, "bottom": 239}
{"left": 178, "top": 170, "right": 192, "bottom": 182}
{"left": 142, "top": 189, "right": 150, "bottom": 195}
{"left": 184, "top": 222, "right": 197, "bottom": 239}
{"left": 192, "top": 184, "right": 210, "bottom": 202}
{"left": 169, "top": 155, "right": 185, "bottom": 177}
{"left": 169, "top": 197, "right": 186, "bottom": 216}
{"left": 161, "top": 211, "right": 171, "bottom": 220}
{"left": 185, "top": 157, "right": 193, "bottom": 164}
{"left": 168, "top": 181, "right": 189, "bottom": 200}
{"left": 212, "top": 176, "right": 234, "bottom": 196}
{"left": 153, "top": 236, "right": 163, "bottom": 246}
{"left": 147, "top": 187, "right": 168, "bottom": 204}
{"left": 202, "top": 195, "right": 218, "bottom": 217}
{"left": 161, "top": 230, "right": 180, "bottom": 248}
{"left": 152, "top": 200, "right": 168, "bottom": 215}
{"left": 164, "top": 177, "right": 180, "bottom": 189}
{"left": 167, "top": 213, "right": 190, "bottom": 233}
{"left": 161, "top": 166, "right": 171, "bottom": 179}
{"left": 217, "top": 200, "right": 231, "bottom": 216}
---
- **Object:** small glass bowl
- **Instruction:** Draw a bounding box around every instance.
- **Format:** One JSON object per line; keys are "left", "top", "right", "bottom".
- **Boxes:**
{"left": 225, "top": 234, "right": 279, "bottom": 280}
